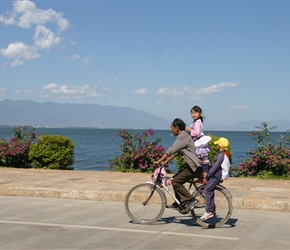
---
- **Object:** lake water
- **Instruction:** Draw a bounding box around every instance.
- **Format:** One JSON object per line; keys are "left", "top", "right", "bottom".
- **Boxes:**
{"left": 0, "top": 127, "right": 283, "bottom": 173}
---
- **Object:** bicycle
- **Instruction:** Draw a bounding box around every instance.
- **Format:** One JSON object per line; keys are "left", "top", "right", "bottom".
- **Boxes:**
{"left": 124, "top": 165, "right": 233, "bottom": 228}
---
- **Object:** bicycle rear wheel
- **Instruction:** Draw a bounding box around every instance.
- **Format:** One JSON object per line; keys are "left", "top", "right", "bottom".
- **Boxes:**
{"left": 191, "top": 185, "right": 232, "bottom": 228}
{"left": 124, "top": 183, "right": 166, "bottom": 224}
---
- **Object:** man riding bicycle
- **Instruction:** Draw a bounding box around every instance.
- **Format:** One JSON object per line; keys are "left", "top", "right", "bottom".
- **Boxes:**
{"left": 153, "top": 118, "right": 203, "bottom": 212}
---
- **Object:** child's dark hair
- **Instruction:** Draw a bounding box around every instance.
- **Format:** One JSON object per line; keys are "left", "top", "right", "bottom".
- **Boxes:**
{"left": 191, "top": 105, "right": 205, "bottom": 123}
{"left": 172, "top": 118, "right": 186, "bottom": 131}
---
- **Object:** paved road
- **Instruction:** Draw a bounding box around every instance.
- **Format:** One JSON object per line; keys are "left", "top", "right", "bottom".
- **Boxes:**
{"left": 0, "top": 196, "right": 289, "bottom": 250}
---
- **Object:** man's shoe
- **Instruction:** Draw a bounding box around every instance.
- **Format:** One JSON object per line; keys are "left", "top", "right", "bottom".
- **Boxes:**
{"left": 200, "top": 211, "right": 214, "bottom": 221}
{"left": 183, "top": 198, "right": 198, "bottom": 212}
{"left": 166, "top": 202, "right": 178, "bottom": 209}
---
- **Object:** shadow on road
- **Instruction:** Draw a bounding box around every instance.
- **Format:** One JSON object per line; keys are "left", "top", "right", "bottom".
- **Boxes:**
{"left": 127, "top": 215, "right": 239, "bottom": 229}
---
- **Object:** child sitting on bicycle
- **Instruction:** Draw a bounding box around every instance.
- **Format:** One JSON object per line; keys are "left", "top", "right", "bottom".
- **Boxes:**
{"left": 201, "top": 137, "right": 230, "bottom": 221}
{"left": 186, "top": 105, "right": 211, "bottom": 168}
{"left": 153, "top": 118, "right": 203, "bottom": 213}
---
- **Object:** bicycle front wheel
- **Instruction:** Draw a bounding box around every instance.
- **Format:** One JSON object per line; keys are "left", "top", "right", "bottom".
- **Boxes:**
{"left": 191, "top": 185, "right": 232, "bottom": 228}
{"left": 124, "top": 183, "right": 166, "bottom": 224}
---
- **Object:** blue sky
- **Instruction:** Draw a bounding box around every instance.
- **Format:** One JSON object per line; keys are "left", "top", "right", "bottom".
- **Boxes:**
{"left": 0, "top": 0, "right": 289, "bottom": 130}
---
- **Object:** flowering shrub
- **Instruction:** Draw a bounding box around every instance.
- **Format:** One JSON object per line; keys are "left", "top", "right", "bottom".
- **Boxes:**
{"left": 233, "top": 122, "right": 290, "bottom": 178}
{"left": 108, "top": 129, "right": 167, "bottom": 172}
{"left": 0, "top": 126, "right": 36, "bottom": 168}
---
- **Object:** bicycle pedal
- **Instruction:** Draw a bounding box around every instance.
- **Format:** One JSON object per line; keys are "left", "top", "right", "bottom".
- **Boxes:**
{"left": 178, "top": 208, "right": 189, "bottom": 215}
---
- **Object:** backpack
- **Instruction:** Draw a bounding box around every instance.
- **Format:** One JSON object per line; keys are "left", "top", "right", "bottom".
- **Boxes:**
{"left": 221, "top": 152, "right": 230, "bottom": 180}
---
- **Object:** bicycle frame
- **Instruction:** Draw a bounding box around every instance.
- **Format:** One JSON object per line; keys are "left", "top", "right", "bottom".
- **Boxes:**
{"left": 151, "top": 165, "right": 232, "bottom": 209}
{"left": 188, "top": 181, "right": 233, "bottom": 200}
{"left": 148, "top": 166, "right": 188, "bottom": 210}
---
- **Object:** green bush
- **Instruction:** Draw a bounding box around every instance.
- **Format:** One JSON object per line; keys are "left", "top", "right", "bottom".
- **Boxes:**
{"left": 108, "top": 129, "right": 167, "bottom": 172}
{"left": 29, "top": 135, "right": 75, "bottom": 170}
{"left": 175, "top": 134, "right": 233, "bottom": 172}
{"left": 233, "top": 122, "right": 290, "bottom": 178}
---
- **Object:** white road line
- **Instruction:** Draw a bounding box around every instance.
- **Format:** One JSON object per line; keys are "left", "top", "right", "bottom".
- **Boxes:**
{"left": 0, "top": 220, "right": 239, "bottom": 241}
{"left": 161, "top": 231, "right": 239, "bottom": 240}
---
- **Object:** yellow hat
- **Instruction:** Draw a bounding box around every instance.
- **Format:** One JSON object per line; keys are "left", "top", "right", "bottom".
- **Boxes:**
{"left": 214, "top": 137, "right": 229, "bottom": 150}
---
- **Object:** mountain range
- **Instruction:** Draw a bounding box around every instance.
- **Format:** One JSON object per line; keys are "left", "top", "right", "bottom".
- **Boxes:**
{"left": 0, "top": 100, "right": 289, "bottom": 131}
{"left": 0, "top": 100, "right": 170, "bottom": 129}
{"left": 222, "top": 120, "right": 290, "bottom": 132}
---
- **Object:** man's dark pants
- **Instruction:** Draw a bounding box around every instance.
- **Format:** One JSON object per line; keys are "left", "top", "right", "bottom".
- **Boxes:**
{"left": 172, "top": 165, "right": 203, "bottom": 202}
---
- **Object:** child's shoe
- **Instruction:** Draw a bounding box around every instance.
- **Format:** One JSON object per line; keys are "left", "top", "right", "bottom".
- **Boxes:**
{"left": 200, "top": 211, "right": 214, "bottom": 221}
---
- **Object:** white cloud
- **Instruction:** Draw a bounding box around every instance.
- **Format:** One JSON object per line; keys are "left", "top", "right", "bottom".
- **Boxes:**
{"left": 20, "top": 80, "right": 118, "bottom": 101}
{"left": 0, "top": 88, "right": 7, "bottom": 96}
{"left": 56, "top": 16, "right": 69, "bottom": 33}
{"left": 229, "top": 104, "right": 249, "bottom": 110}
{"left": 155, "top": 82, "right": 239, "bottom": 103}
{"left": 156, "top": 86, "right": 194, "bottom": 103}
{"left": 41, "top": 79, "right": 118, "bottom": 100}
{"left": 0, "top": 0, "right": 69, "bottom": 67}
{"left": 133, "top": 88, "right": 149, "bottom": 95}
{"left": 69, "top": 54, "right": 94, "bottom": 65}
{"left": 43, "top": 83, "right": 96, "bottom": 96}
{"left": 15, "top": 89, "right": 35, "bottom": 97}
{"left": 43, "top": 83, "right": 58, "bottom": 90}
{"left": 0, "top": 12, "right": 16, "bottom": 25}
{"left": 34, "top": 25, "right": 62, "bottom": 50}
{"left": 69, "top": 39, "right": 77, "bottom": 46}
{"left": 0, "top": 42, "right": 40, "bottom": 67}
{"left": 1, "top": 0, "right": 69, "bottom": 32}
{"left": 196, "top": 82, "right": 238, "bottom": 95}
